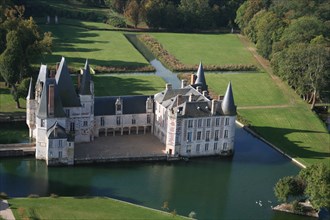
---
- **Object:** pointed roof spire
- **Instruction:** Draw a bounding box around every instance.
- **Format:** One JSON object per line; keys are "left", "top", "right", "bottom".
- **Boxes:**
{"left": 55, "top": 57, "right": 80, "bottom": 107}
{"left": 221, "top": 82, "right": 236, "bottom": 116}
{"left": 80, "top": 59, "right": 92, "bottom": 95}
{"left": 194, "top": 61, "right": 208, "bottom": 91}
{"left": 27, "top": 77, "right": 35, "bottom": 100}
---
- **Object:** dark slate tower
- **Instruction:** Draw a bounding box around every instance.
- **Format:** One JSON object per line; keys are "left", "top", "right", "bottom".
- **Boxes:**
{"left": 221, "top": 82, "right": 236, "bottom": 116}
{"left": 194, "top": 62, "right": 208, "bottom": 91}
{"left": 80, "top": 59, "right": 92, "bottom": 95}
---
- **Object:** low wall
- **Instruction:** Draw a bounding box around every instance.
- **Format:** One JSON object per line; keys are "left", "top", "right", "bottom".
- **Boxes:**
{"left": 75, "top": 155, "right": 168, "bottom": 164}
{"left": 0, "top": 143, "right": 35, "bottom": 158}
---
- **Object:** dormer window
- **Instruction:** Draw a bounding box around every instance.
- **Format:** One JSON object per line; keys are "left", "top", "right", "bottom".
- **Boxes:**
{"left": 116, "top": 104, "right": 121, "bottom": 111}
{"left": 115, "top": 98, "right": 122, "bottom": 114}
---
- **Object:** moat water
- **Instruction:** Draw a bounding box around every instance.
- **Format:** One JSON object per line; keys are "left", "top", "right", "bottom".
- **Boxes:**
{"left": 0, "top": 126, "right": 315, "bottom": 220}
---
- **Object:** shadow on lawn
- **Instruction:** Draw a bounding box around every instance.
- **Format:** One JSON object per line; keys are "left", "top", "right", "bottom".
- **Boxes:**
{"left": 251, "top": 126, "right": 330, "bottom": 161}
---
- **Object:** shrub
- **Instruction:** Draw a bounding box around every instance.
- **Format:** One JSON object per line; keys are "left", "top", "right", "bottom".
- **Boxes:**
{"left": 50, "top": 193, "right": 59, "bottom": 198}
{"left": 107, "top": 13, "right": 126, "bottom": 28}
{"left": 0, "top": 192, "right": 8, "bottom": 199}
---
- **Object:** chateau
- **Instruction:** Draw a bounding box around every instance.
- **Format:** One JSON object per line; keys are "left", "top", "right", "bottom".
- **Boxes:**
{"left": 26, "top": 57, "right": 237, "bottom": 166}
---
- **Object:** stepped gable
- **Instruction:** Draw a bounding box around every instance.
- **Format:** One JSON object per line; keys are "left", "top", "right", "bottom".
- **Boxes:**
{"left": 94, "top": 95, "right": 152, "bottom": 116}
{"left": 37, "top": 78, "right": 66, "bottom": 119}
{"left": 27, "top": 77, "right": 35, "bottom": 100}
{"left": 47, "top": 121, "right": 67, "bottom": 139}
{"left": 55, "top": 57, "right": 81, "bottom": 107}
{"left": 80, "top": 59, "right": 92, "bottom": 95}
{"left": 221, "top": 82, "right": 236, "bottom": 116}
{"left": 194, "top": 62, "right": 208, "bottom": 91}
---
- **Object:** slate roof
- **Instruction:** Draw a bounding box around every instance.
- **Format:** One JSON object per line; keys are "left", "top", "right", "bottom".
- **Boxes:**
{"left": 27, "top": 77, "right": 35, "bottom": 100}
{"left": 37, "top": 64, "right": 48, "bottom": 83}
{"left": 47, "top": 122, "right": 67, "bottom": 139}
{"left": 193, "top": 62, "right": 208, "bottom": 91}
{"left": 94, "top": 95, "right": 152, "bottom": 116}
{"left": 55, "top": 57, "right": 81, "bottom": 107}
{"left": 181, "top": 101, "right": 212, "bottom": 117}
{"left": 37, "top": 78, "right": 66, "bottom": 119}
{"left": 79, "top": 59, "right": 92, "bottom": 95}
{"left": 221, "top": 82, "right": 236, "bottom": 116}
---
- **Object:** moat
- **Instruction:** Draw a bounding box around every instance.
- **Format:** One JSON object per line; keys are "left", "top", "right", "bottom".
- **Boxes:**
{"left": 0, "top": 125, "right": 315, "bottom": 220}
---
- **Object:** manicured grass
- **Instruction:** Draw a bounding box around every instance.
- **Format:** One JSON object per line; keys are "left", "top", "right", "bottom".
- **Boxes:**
{"left": 93, "top": 75, "right": 166, "bottom": 96}
{"left": 150, "top": 33, "right": 256, "bottom": 65}
{"left": 0, "top": 122, "right": 29, "bottom": 144}
{"left": 239, "top": 106, "right": 330, "bottom": 166}
{"left": 0, "top": 82, "right": 26, "bottom": 113}
{"left": 206, "top": 72, "right": 289, "bottom": 107}
{"left": 38, "top": 24, "right": 149, "bottom": 69}
{"left": 9, "top": 197, "right": 185, "bottom": 220}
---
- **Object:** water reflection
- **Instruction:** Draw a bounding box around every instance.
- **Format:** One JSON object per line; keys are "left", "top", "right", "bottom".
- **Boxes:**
{"left": 0, "top": 125, "right": 315, "bottom": 220}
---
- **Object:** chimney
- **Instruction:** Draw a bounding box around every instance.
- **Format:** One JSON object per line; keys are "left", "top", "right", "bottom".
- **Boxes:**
{"left": 202, "top": 91, "right": 208, "bottom": 97}
{"left": 181, "top": 79, "right": 187, "bottom": 88}
{"left": 189, "top": 93, "right": 194, "bottom": 102}
{"left": 48, "top": 84, "right": 55, "bottom": 116}
{"left": 77, "top": 74, "right": 81, "bottom": 90}
{"left": 177, "top": 94, "right": 183, "bottom": 106}
{"left": 211, "top": 100, "right": 217, "bottom": 115}
{"left": 190, "top": 74, "right": 196, "bottom": 85}
{"left": 166, "top": 83, "right": 172, "bottom": 90}
{"left": 197, "top": 86, "right": 202, "bottom": 93}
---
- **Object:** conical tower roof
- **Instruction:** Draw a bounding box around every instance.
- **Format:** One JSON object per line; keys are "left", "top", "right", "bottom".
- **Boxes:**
{"left": 80, "top": 59, "right": 92, "bottom": 95}
{"left": 55, "top": 57, "right": 80, "bottom": 107}
{"left": 221, "top": 82, "right": 236, "bottom": 116}
{"left": 194, "top": 62, "right": 208, "bottom": 91}
{"left": 27, "top": 77, "right": 35, "bottom": 100}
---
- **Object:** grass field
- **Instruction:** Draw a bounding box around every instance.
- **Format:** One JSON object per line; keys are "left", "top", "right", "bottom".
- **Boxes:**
{"left": 0, "top": 122, "right": 28, "bottom": 144}
{"left": 93, "top": 75, "right": 165, "bottom": 96}
{"left": 150, "top": 33, "right": 256, "bottom": 66}
{"left": 38, "top": 24, "right": 149, "bottom": 69}
{"left": 0, "top": 82, "right": 26, "bottom": 113}
{"left": 206, "top": 72, "right": 289, "bottom": 107}
{"left": 9, "top": 197, "right": 185, "bottom": 220}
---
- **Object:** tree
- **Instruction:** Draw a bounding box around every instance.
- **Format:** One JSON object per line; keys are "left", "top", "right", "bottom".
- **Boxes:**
{"left": 299, "top": 163, "right": 330, "bottom": 210}
{"left": 274, "top": 176, "right": 305, "bottom": 203}
{"left": 143, "top": 0, "right": 167, "bottom": 29}
{"left": 235, "top": 0, "right": 264, "bottom": 33}
{"left": 124, "top": 0, "right": 141, "bottom": 28}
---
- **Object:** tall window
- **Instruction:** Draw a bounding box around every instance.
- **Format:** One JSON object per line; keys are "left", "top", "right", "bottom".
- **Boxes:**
{"left": 116, "top": 116, "right": 121, "bottom": 125}
{"left": 205, "top": 143, "right": 209, "bottom": 151}
{"left": 187, "top": 132, "right": 192, "bottom": 142}
{"left": 132, "top": 116, "right": 136, "bottom": 124}
{"left": 224, "top": 130, "right": 228, "bottom": 138}
{"left": 83, "top": 121, "right": 88, "bottom": 127}
{"left": 196, "top": 144, "right": 200, "bottom": 152}
{"left": 59, "top": 151, "right": 62, "bottom": 158}
{"left": 206, "top": 119, "right": 211, "bottom": 127}
{"left": 188, "top": 120, "right": 193, "bottom": 128}
{"left": 41, "top": 119, "right": 45, "bottom": 127}
{"left": 225, "top": 118, "right": 229, "bottom": 125}
{"left": 214, "top": 143, "right": 218, "bottom": 150}
{"left": 197, "top": 131, "right": 202, "bottom": 140}
{"left": 223, "top": 142, "right": 228, "bottom": 151}
{"left": 101, "top": 117, "right": 105, "bottom": 126}
{"left": 147, "top": 114, "right": 151, "bottom": 124}
{"left": 116, "top": 104, "right": 121, "bottom": 111}
{"left": 205, "top": 131, "right": 210, "bottom": 141}
{"left": 214, "top": 130, "right": 219, "bottom": 141}
{"left": 65, "top": 109, "right": 70, "bottom": 117}
{"left": 59, "top": 140, "right": 63, "bottom": 148}
{"left": 216, "top": 118, "right": 220, "bottom": 126}
{"left": 186, "top": 145, "right": 191, "bottom": 153}
{"left": 70, "top": 122, "right": 75, "bottom": 132}
{"left": 197, "top": 119, "right": 202, "bottom": 128}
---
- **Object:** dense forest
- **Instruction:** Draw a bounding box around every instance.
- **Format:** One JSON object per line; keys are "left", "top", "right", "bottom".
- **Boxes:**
{"left": 235, "top": 0, "right": 330, "bottom": 108}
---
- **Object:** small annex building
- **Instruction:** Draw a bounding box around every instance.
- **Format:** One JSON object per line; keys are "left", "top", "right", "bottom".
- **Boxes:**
{"left": 27, "top": 57, "right": 237, "bottom": 166}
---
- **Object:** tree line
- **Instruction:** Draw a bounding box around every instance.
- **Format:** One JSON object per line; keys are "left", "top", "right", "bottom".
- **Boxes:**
{"left": 0, "top": 0, "right": 52, "bottom": 108}
{"left": 235, "top": 0, "right": 330, "bottom": 109}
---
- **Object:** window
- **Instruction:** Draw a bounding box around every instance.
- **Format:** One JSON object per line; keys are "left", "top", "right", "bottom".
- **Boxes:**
{"left": 216, "top": 118, "right": 220, "bottom": 126}
{"left": 214, "top": 143, "right": 218, "bottom": 150}
{"left": 197, "top": 119, "right": 202, "bottom": 128}
{"left": 70, "top": 122, "right": 75, "bottom": 132}
{"left": 224, "top": 130, "right": 228, "bottom": 138}
{"left": 187, "top": 132, "right": 192, "bottom": 142}
{"left": 49, "top": 140, "right": 52, "bottom": 148}
{"left": 59, "top": 151, "right": 62, "bottom": 158}
{"left": 206, "top": 119, "right": 211, "bottom": 127}
{"left": 101, "top": 117, "right": 105, "bottom": 126}
{"left": 83, "top": 121, "right": 88, "bottom": 127}
{"left": 59, "top": 140, "right": 63, "bottom": 148}
{"left": 215, "top": 130, "right": 219, "bottom": 141}
{"left": 225, "top": 118, "right": 229, "bottom": 125}
{"left": 206, "top": 131, "right": 210, "bottom": 142}
{"left": 186, "top": 145, "right": 191, "bottom": 153}
{"left": 132, "top": 117, "right": 136, "bottom": 124}
{"left": 116, "top": 104, "right": 121, "bottom": 111}
{"left": 41, "top": 119, "right": 45, "bottom": 127}
{"left": 223, "top": 142, "right": 228, "bottom": 151}
{"left": 49, "top": 151, "right": 53, "bottom": 157}
{"left": 147, "top": 114, "right": 151, "bottom": 124}
{"left": 197, "top": 131, "right": 202, "bottom": 140}
{"left": 65, "top": 109, "right": 70, "bottom": 117}
{"left": 196, "top": 144, "right": 200, "bottom": 152}
{"left": 116, "top": 116, "right": 121, "bottom": 125}
{"left": 188, "top": 120, "right": 193, "bottom": 128}
{"left": 205, "top": 143, "right": 209, "bottom": 151}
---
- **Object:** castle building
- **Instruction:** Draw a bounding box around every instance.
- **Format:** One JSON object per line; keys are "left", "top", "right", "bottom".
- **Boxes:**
{"left": 27, "top": 58, "right": 237, "bottom": 166}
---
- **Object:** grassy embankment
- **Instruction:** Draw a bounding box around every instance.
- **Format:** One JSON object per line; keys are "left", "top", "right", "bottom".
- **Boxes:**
{"left": 151, "top": 33, "right": 329, "bottom": 166}
{"left": 9, "top": 197, "right": 185, "bottom": 220}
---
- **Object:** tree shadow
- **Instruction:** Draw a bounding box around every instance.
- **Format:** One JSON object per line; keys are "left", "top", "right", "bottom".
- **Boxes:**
{"left": 250, "top": 125, "right": 330, "bottom": 161}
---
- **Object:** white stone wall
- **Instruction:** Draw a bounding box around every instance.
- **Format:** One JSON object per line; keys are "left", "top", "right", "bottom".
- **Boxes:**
{"left": 154, "top": 102, "right": 168, "bottom": 144}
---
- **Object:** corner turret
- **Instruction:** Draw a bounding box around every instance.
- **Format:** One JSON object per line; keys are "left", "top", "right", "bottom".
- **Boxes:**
{"left": 221, "top": 82, "right": 236, "bottom": 116}
{"left": 194, "top": 62, "right": 208, "bottom": 92}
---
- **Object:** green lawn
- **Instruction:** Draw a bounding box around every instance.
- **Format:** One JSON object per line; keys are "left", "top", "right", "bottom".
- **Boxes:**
{"left": 206, "top": 72, "right": 289, "bottom": 107}
{"left": 0, "top": 122, "right": 29, "bottom": 144}
{"left": 0, "top": 82, "right": 26, "bottom": 113}
{"left": 239, "top": 106, "right": 330, "bottom": 166}
{"left": 150, "top": 33, "right": 256, "bottom": 65}
{"left": 93, "top": 74, "right": 166, "bottom": 96}
{"left": 38, "top": 24, "right": 149, "bottom": 69}
{"left": 9, "top": 197, "right": 186, "bottom": 220}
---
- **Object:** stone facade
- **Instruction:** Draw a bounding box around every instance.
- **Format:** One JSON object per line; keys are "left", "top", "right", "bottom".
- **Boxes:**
{"left": 27, "top": 58, "right": 237, "bottom": 166}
